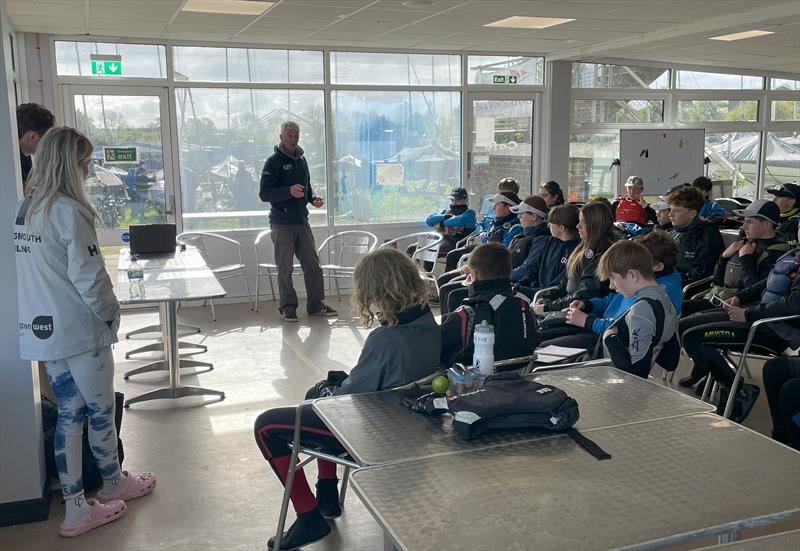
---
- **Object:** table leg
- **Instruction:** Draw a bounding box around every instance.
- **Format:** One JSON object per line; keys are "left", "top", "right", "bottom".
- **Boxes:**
{"left": 123, "top": 359, "right": 213, "bottom": 380}
{"left": 125, "top": 341, "right": 207, "bottom": 359}
{"left": 124, "top": 301, "right": 224, "bottom": 408}
{"left": 718, "top": 529, "right": 740, "bottom": 544}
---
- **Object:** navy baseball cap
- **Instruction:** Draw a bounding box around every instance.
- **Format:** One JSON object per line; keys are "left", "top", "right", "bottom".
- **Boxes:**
{"left": 766, "top": 183, "right": 800, "bottom": 203}
{"left": 449, "top": 187, "right": 468, "bottom": 201}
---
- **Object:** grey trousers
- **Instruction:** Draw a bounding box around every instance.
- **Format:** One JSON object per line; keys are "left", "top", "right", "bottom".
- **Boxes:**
{"left": 270, "top": 222, "right": 326, "bottom": 313}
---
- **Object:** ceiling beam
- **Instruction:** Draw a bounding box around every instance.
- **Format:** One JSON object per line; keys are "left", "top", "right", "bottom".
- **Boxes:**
{"left": 547, "top": 1, "right": 800, "bottom": 61}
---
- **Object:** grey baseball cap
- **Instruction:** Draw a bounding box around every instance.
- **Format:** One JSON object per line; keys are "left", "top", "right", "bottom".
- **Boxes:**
{"left": 733, "top": 199, "right": 781, "bottom": 225}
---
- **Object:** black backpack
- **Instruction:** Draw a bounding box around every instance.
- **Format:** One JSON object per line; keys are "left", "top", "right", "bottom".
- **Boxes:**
{"left": 405, "top": 372, "right": 611, "bottom": 460}
{"left": 447, "top": 292, "right": 539, "bottom": 369}
{"left": 42, "top": 392, "right": 125, "bottom": 492}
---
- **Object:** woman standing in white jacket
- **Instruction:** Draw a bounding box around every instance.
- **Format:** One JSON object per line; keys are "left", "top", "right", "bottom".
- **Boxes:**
{"left": 14, "top": 127, "right": 156, "bottom": 537}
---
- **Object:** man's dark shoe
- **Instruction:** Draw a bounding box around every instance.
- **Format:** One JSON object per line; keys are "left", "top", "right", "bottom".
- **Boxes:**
{"left": 315, "top": 479, "right": 342, "bottom": 519}
{"left": 679, "top": 374, "right": 703, "bottom": 388}
{"left": 310, "top": 304, "right": 338, "bottom": 317}
{"left": 267, "top": 508, "right": 330, "bottom": 550}
{"left": 279, "top": 308, "right": 298, "bottom": 323}
{"left": 731, "top": 383, "right": 760, "bottom": 424}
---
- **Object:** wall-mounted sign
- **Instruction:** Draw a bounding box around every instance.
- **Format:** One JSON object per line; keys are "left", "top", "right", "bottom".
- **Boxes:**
{"left": 375, "top": 163, "right": 404, "bottom": 185}
{"left": 90, "top": 54, "right": 122, "bottom": 76}
{"left": 104, "top": 147, "right": 137, "bottom": 163}
{"left": 492, "top": 75, "right": 518, "bottom": 84}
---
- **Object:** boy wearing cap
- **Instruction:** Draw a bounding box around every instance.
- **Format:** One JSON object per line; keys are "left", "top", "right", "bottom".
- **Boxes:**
{"left": 666, "top": 186, "right": 724, "bottom": 286}
{"left": 410, "top": 188, "right": 477, "bottom": 266}
{"left": 443, "top": 190, "right": 522, "bottom": 271}
{"left": 440, "top": 196, "right": 549, "bottom": 313}
{"left": 679, "top": 221, "right": 800, "bottom": 423}
{"left": 611, "top": 175, "right": 658, "bottom": 226}
{"left": 767, "top": 183, "right": 800, "bottom": 247}
{"left": 692, "top": 176, "right": 725, "bottom": 222}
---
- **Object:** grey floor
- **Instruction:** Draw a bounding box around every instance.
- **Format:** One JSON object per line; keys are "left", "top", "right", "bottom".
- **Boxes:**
{"left": 1, "top": 297, "right": 797, "bottom": 551}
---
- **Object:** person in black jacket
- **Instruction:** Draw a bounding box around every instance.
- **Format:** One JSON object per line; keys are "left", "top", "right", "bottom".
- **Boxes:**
{"left": 17, "top": 103, "right": 55, "bottom": 190}
{"left": 515, "top": 204, "right": 580, "bottom": 297}
{"left": 259, "top": 121, "right": 336, "bottom": 322}
{"left": 680, "top": 199, "right": 790, "bottom": 318}
{"left": 762, "top": 356, "right": 800, "bottom": 450}
{"left": 666, "top": 186, "right": 724, "bottom": 286}
{"left": 533, "top": 202, "right": 615, "bottom": 315}
{"left": 767, "top": 183, "right": 800, "bottom": 247}
{"left": 254, "top": 249, "right": 441, "bottom": 551}
{"left": 680, "top": 222, "right": 800, "bottom": 423}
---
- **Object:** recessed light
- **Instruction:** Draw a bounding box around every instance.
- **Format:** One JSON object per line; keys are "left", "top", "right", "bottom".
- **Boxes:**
{"left": 402, "top": 1, "right": 434, "bottom": 7}
{"left": 182, "top": 0, "right": 273, "bottom": 16}
{"left": 484, "top": 16, "right": 575, "bottom": 29}
{"left": 709, "top": 29, "right": 774, "bottom": 41}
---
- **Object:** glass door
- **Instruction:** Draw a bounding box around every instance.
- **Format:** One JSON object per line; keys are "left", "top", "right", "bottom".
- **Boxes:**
{"left": 61, "top": 85, "right": 178, "bottom": 285}
{"left": 465, "top": 94, "right": 536, "bottom": 206}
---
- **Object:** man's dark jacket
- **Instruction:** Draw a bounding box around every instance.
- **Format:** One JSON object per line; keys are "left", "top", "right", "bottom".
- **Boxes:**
{"left": 669, "top": 218, "right": 724, "bottom": 285}
{"left": 259, "top": 145, "right": 314, "bottom": 225}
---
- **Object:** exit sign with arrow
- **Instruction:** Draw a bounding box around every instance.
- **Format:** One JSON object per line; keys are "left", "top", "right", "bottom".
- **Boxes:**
{"left": 90, "top": 54, "right": 123, "bottom": 76}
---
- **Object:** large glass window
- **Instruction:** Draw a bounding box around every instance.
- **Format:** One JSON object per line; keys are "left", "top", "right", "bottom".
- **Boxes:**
{"left": 763, "top": 132, "right": 800, "bottom": 192}
{"left": 55, "top": 41, "right": 167, "bottom": 78}
{"left": 172, "top": 47, "right": 323, "bottom": 84}
{"left": 771, "top": 100, "right": 800, "bottom": 122}
{"left": 330, "top": 52, "right": 460, "bottom": 86}
{"left": 676, "top": 70, "right": 763, "bottom": 90}
{"left": 705, "top": 132, "right": 760, "bottom": 199}
{"left": 573, "top": 99, "right": 664, "bottom": 124}
{"left": 568, "top": 133, "right": 619, "bottom": 201}
{"left": 771, "top": 78, "right": 800, "bottom": 91}
{"left": 467, "top": 56, "right": 544, "bottom": 86}
{"left": 572, "top": 63, "right": 669, "bottom": 89}
{"left": 175, "top": 88, "right": 326, "bottom": 230}
{"left": 331, "top": 90, "right": 460, "bottom": 224}
{"left": 678, "top": 100, "right": 759, "bottom": 122}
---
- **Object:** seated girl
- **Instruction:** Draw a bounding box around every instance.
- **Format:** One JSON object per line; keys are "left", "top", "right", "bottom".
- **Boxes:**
{"left": 254, "top": 248, "right": 442, "bottom": 550}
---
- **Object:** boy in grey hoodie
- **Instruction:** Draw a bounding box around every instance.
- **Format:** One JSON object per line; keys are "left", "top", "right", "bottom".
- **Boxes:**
{"left": 596, "top": 241, "right": 678, "bottom": 378}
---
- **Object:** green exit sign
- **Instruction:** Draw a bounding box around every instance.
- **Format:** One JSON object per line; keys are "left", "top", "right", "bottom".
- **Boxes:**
{"left": 90, "top": 54, "right": 123, "bottom": 76}
{"left": 92, "top": 60, "right": 122, "bottom": 75}
{"left": 104, "top": 147, "right": 137, "bottom": 163}
{"left": 492, "top": 75, "right": 519, "bottom": 84}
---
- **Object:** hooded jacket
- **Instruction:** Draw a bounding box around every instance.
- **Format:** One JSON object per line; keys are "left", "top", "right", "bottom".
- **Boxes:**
{"left": 777, "top": 207, "right": 799, "bottom": 247}
{"left": 602, "top": 284, "right": 678, "bottom": 378}
{"left": 516, "top": 237, "right": 580, "bottom": 294}
{"left": 713, "top": 234, "right": 790, "bottom": 290}
{"left": 670, "top": 217, "right": 725, "bottom": 285}
{"left": 259, "top": 144, "right": 315, "bottom": 225}
{"left": 14, "top": 195, "right": 120, "bottom": 360}
{"left": 333, "top": 305, "right": 441, "bottom": 395}
{"left": 510, "top": 223, "right": 551, "bottom": 280}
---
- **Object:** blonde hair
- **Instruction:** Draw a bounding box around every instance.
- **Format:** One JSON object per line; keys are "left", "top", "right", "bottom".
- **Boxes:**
{"left": 24, "top": 126, "right": 96, "bottom": 228}
{"left": 567, "top": 202, "right": 616, "bottom": 280}
{"left": 351, "top": 248, "right": 427, "bottom": 327}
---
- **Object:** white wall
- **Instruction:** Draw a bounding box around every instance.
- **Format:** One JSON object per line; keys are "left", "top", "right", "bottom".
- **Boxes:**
{"left": 0, "top": 2, "right": 48, "bottom": 511}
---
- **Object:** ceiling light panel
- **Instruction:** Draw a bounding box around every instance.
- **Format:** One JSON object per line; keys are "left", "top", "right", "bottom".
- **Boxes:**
{"left": 182, "top": 0, "right": 273, "bottom": 16}
{"left": 484, "top": 16, "right": 575, "bottom": 29}
{"left": 709, "top": 30, "right": 775, "bottom": 41}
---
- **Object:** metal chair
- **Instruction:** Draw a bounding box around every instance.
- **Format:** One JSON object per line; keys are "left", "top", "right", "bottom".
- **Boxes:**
{"left": 176, "top": 232, "right": 253, "bottom": 320}
{"left": 253, "top": 229, "right": 280, "bottom": 313}
{"left": 380, "top": 232, "right": 443, "bottom": 292}
{"left": 318, "top": 230, "right": 379, "bottom": 297}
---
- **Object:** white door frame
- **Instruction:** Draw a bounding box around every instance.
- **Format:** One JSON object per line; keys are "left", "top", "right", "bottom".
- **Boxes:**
{"left": 60, "top": 84, "right": 180, "bottom": 246}
{"left": 463, "top": 91, "right": 542, "bottom": 195}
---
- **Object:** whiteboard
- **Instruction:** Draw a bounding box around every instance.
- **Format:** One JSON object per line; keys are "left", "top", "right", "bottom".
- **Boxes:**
{"left": 620, "top": 129, "right": 705, "bottom": 196}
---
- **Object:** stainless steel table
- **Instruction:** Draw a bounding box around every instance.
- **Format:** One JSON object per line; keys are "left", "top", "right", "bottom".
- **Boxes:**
{"left": 694, "top": 529, "right": 800, "bottom": 550}
{"left": 117, "top": 247, "right": 225, "bottom": 407}
{"left": 312, "top": 366, "right": 715, "bottom": 466}
{"left": 351, "top": 414, "right": 800, "bottom": 551}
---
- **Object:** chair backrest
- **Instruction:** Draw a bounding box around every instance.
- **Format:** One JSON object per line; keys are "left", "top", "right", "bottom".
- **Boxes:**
{"left": 413, "top": 234, "right": 442, "bottom": 266}
{"left": 176, "top": 231, "right": 243, "bottom": 268}
{"left": 318, "top": 230, "right": 378, "bottom": 268}
{"left": 253, "top": 229, "right": 273, "bottom": 267}
{"left": 479, "top": 193, "right": 494, "bottom": 216}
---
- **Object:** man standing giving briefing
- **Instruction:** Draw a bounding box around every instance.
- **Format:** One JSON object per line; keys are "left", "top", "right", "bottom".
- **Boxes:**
{"left": 259, "top": 121, "right": 337, "bottom": 322}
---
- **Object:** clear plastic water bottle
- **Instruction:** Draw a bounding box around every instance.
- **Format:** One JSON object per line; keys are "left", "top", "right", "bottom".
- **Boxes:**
{"left": 473, "top": 320, "right": 495, "bottom": 377}
{"left": 127, "top": 255, "right": 145, "bottom": 299}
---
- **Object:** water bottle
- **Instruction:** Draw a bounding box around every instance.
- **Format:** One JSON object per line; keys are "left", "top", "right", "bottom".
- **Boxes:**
{"left": 472, "top": 320, "right": 495, "bottom": 377}
{"left": 127, "top": 255, "right": 145, "bottom": 299}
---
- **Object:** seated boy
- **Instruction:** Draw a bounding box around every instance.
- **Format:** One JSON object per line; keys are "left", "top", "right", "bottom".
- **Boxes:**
{"left": 440, "top": 243, "right": 538, "bottom": 369}
{"left": 596, "top": 240, "right": 678, "bottom": 378}
{"left": 415, "top": 187, "right": 476, "bottom": 255}
{"left": 692, "top": 176, "right": 725, "bottom": 222}
{"left": 542, "top": 231, "right": 681, "bottom": 357}
{"left": 611, "top": 175, "right": 658, "bottom": 226}
{"left": 667, "top": 186, "right": 725, "bottom": 285}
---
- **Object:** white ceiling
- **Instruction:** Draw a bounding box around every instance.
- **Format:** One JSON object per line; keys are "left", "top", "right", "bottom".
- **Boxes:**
{"left": 6, "top": 0, "right": 800, "bottom": 75}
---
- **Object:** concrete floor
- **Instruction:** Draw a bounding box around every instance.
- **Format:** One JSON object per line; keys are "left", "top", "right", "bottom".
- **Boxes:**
{"left": 1, "top": 297, "right": 796, "bottom": 550}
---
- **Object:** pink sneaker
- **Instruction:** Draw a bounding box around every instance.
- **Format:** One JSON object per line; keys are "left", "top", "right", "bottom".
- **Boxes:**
{"left": 96, "top": 471, "right": 157, "bottom": 503}
{"left": 58, "top": 498, "right": 126, "bottom": 538}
